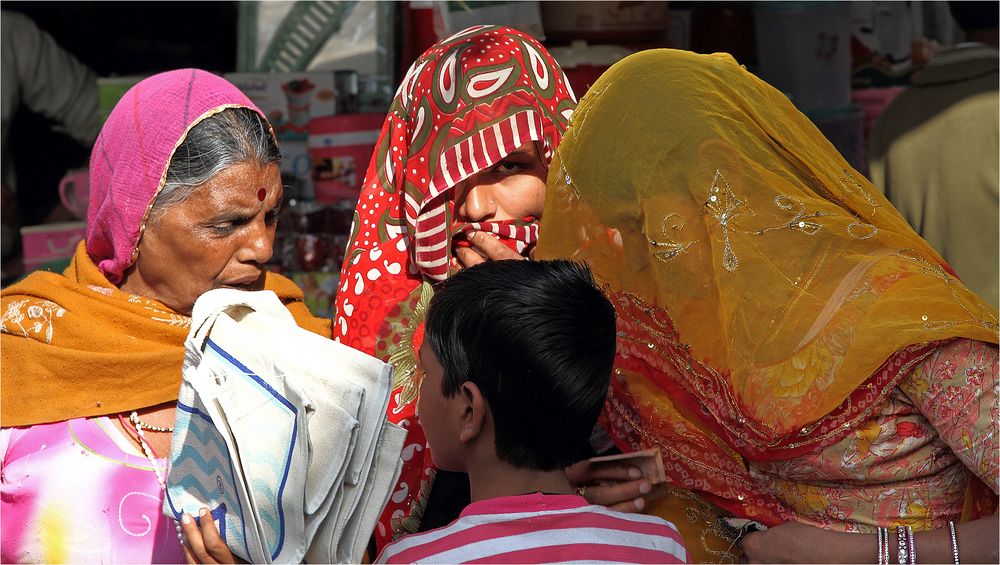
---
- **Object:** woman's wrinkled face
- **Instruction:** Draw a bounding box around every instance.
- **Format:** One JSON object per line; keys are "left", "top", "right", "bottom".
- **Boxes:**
{"left": 453, "top": 141, "right": 547, "bottom": 223}
{"left": 119, "top": 161, "right": 283, "bottom": 315}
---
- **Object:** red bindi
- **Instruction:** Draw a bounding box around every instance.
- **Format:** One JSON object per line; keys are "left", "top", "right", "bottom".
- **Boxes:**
{"left": 257, "top": 188, "right": 266, "bottom": 201}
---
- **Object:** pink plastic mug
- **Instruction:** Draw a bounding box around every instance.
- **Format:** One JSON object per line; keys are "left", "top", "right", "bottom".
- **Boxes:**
{"left": 58, "top": 168, "right": 90, "bottom": 220}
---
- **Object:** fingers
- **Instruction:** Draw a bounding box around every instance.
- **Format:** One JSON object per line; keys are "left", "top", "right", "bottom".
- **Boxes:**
{"left": 586, "top": 460, "right": 645, "bottom": 482}
{"left": 181, "top": 512, "right": 217, "bottom": 564}
{"left": 738, "top": 530, "right": 763, "bottom": 563}
{"left": 583, "top": 478, "right": 652, "bottom": 513}
{"left": 454, "top": 245, "right": 487, "bottom": 268}
{"left": 467, "top": 231, "right": 525, "bottom": 261}
{"left": 183, "top": 543, "right": 198, "bottom": 565}
{"left": 565, "top": 459, "right": 643, "bottom": 487}
{"left": 454, "top": 231, "right": 529, "bottom": 268}
{"left": 180, "top": 509, "right": 236, "bottom": 564}
{"left": 608, "top": 497, "right": 648, "bottom": 513}
{"left": 199, "top": 509, "right": 234, "bottom": 563}
{"left": 564, "top": 459, "right": 591, "bottom": 486}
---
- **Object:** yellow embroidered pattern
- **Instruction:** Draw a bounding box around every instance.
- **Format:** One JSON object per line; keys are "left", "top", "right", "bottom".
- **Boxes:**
{"left": 646, "top": 213, "right": 695, "bottom": 264}
{"left": 387, "top": 281, "right": 435, "bottom": 410}
{"left": 702, "top": 170, "right": 753, "bottom": 272}
{"left": 754, "top": 194, "right": 835, "bottom": 236}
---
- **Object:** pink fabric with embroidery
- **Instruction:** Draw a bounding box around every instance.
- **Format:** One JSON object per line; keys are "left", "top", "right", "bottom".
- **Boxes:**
{"left": 86, "top": 68, "right": 263, "bottom": 284}
{"left": 0, "top": 417, "right": 184, "bottom": 563}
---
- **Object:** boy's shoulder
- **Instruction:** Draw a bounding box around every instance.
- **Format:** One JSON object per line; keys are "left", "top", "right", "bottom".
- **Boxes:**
{"left": 376, "top": 493, "right": 688, "bottom": 564}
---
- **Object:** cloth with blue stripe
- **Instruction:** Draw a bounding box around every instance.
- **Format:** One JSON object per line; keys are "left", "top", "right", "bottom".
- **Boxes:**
{"left": 164, "top": 288, "right": 406, "bottom": 563}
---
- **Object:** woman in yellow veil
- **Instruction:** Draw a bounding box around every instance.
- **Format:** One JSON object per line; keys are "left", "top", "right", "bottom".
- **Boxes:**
{"left": 537, "top": 49, "right": 998, "bottom": 563}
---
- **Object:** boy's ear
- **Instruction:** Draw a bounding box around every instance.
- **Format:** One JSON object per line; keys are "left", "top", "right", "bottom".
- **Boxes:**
{"left": 457, "top": 381, "right": 487, "bottom": 444}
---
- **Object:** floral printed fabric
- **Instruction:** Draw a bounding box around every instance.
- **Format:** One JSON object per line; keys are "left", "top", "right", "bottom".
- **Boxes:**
{"left": 753, "top": 339, "right": 998, "bottom": 531}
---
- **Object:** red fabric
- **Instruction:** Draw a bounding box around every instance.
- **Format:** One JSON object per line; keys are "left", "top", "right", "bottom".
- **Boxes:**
{"left": 335, "top": 25, "right": 575, "bottom": 547}
{"left": 604, "top": 288, "right": 947, "bottom": 525}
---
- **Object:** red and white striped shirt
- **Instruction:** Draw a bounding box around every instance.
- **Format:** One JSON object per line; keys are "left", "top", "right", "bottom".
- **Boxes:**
{"left": 375, "top": 492, "right": 688, "bottom": 564}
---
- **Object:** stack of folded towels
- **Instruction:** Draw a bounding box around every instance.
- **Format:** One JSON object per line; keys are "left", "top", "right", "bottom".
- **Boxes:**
{"left": 163, "top": 289, "right": 407, "bottom": 563}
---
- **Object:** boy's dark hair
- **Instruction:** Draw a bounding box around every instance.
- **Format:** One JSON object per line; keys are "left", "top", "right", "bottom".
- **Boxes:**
{"left": 424, "top": 259, "right": 617, "bottom": 471}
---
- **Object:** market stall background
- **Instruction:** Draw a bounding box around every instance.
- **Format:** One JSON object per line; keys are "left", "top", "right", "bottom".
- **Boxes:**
{"left": 1, "top": 1, "right": 976, "bottom": 318}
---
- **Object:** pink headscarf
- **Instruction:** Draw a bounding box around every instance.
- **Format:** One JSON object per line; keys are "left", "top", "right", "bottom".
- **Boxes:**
{"left": 86, "top": 69, "right": 265, "bottom": 284}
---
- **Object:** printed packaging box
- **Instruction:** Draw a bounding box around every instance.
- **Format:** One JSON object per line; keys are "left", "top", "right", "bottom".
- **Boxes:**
{"left": 307, "top": 113, "right": 383, "bottom": 202}
{"left": 225, "top": 72, "right": 338, "bottom": 140}
{"left": 21, "top": 221, "right": 87, "bottom": 273}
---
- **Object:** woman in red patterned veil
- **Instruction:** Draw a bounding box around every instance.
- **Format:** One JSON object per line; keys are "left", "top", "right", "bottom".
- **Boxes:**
{"left": 335, "top": 25, "right": 610, "bottom": 548}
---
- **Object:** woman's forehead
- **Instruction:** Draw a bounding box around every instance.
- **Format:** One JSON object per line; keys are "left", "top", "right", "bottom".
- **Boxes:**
{"left": 509, "top": 141, "right": 539, "bottom": 155}
{"left": 189, "top": 163, "right": 282, "bottom": 208}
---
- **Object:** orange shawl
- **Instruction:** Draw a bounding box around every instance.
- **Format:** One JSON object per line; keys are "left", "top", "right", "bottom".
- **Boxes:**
{"left": 1, "top": 242, "right": 331, "bottom": 427}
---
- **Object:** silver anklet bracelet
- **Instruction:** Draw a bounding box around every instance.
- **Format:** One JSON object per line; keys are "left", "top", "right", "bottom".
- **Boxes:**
{"left": 897, "top": 526, "right": 909, "bottom": 564}
{"left": 948, "top": 521, "right": 959, "bottom": 565}
{"left": 877, "top": 526, "right": 889, "bottom": 565}
{"left": 907, "top": 525, "right": 916, "bottom": 564}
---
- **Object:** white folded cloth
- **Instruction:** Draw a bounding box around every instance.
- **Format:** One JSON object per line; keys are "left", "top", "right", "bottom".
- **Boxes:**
{"left": 164, "top": 289, "right": 406, "bottom": 563}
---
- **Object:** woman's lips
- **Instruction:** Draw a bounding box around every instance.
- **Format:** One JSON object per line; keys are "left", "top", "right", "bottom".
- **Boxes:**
{"left": 220, "top": 274, "right": 264, "bottom": 290}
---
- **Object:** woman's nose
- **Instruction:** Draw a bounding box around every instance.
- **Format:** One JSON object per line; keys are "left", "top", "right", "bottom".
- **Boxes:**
{"left": 456, "top": 181, "right": 497, "bottom": 222}
{"left": 238, "top": 220, "right": 274, "bottom": 264}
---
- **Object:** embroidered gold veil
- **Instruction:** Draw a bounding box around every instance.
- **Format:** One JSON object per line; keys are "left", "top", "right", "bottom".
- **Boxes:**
{"left": 537, "top": 49, "right": 998, "bottom": 524}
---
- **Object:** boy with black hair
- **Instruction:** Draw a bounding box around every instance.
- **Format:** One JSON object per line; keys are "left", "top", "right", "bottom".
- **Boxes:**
{"left": 375, "top": 259, "right": 687, "bottom": 564}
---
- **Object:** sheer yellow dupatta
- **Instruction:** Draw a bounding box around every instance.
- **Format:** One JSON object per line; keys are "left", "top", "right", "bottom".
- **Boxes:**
{"left": 537, "top": 49, "right": 997, "bottom": 526}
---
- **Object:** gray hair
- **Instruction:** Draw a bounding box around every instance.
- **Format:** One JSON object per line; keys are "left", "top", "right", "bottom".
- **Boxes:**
{"left": 148, "top": 107, "right": 281, "bottom": 221}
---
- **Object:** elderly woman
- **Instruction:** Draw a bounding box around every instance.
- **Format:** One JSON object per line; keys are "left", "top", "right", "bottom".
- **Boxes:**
{"left": 0, "top": 69, "right": 329, "bottom": 563}
{"left": 537, "top": 49, "right": 998, "bottom": 563}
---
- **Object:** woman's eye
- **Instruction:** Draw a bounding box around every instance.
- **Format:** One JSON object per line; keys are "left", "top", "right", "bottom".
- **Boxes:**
{"left": 265, "top": 198, "right": 284, "bottom": 225}
{"left": 209, "top": 216, "right": 250, "bottom": 235}
{"left": 494, "top": 160, "right": 522, "bottom": 174}
{"left": 210, "top": 223, "right": 236, "bottom": 235}
{"left": 265, "top": 207, "right": 281, "bottom": 225}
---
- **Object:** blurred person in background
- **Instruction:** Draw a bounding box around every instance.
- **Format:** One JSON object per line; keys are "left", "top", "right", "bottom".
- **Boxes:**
{"left": 1, "top": 9, "right": 102, "bottom": 282}
{"left": 868, "top": 1, "right": 999, "bottom": 309}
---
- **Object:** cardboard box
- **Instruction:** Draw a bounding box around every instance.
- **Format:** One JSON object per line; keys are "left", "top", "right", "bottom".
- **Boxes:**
{"left": 278, "top": 139, "right": 316, "bottom": 200}
{"left": 21, "top": 221, "right": 87, "bottom": 273}
{"left": 308, "top": 113, "right": 383, "bottom": 202}
{"left": 225, "top": 72, "right": 338, "bottom": 140}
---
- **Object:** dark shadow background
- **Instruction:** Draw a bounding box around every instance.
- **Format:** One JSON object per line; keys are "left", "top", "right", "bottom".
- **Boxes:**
{"left": 4, "top": 1, "right": 238, "bottom": 225}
